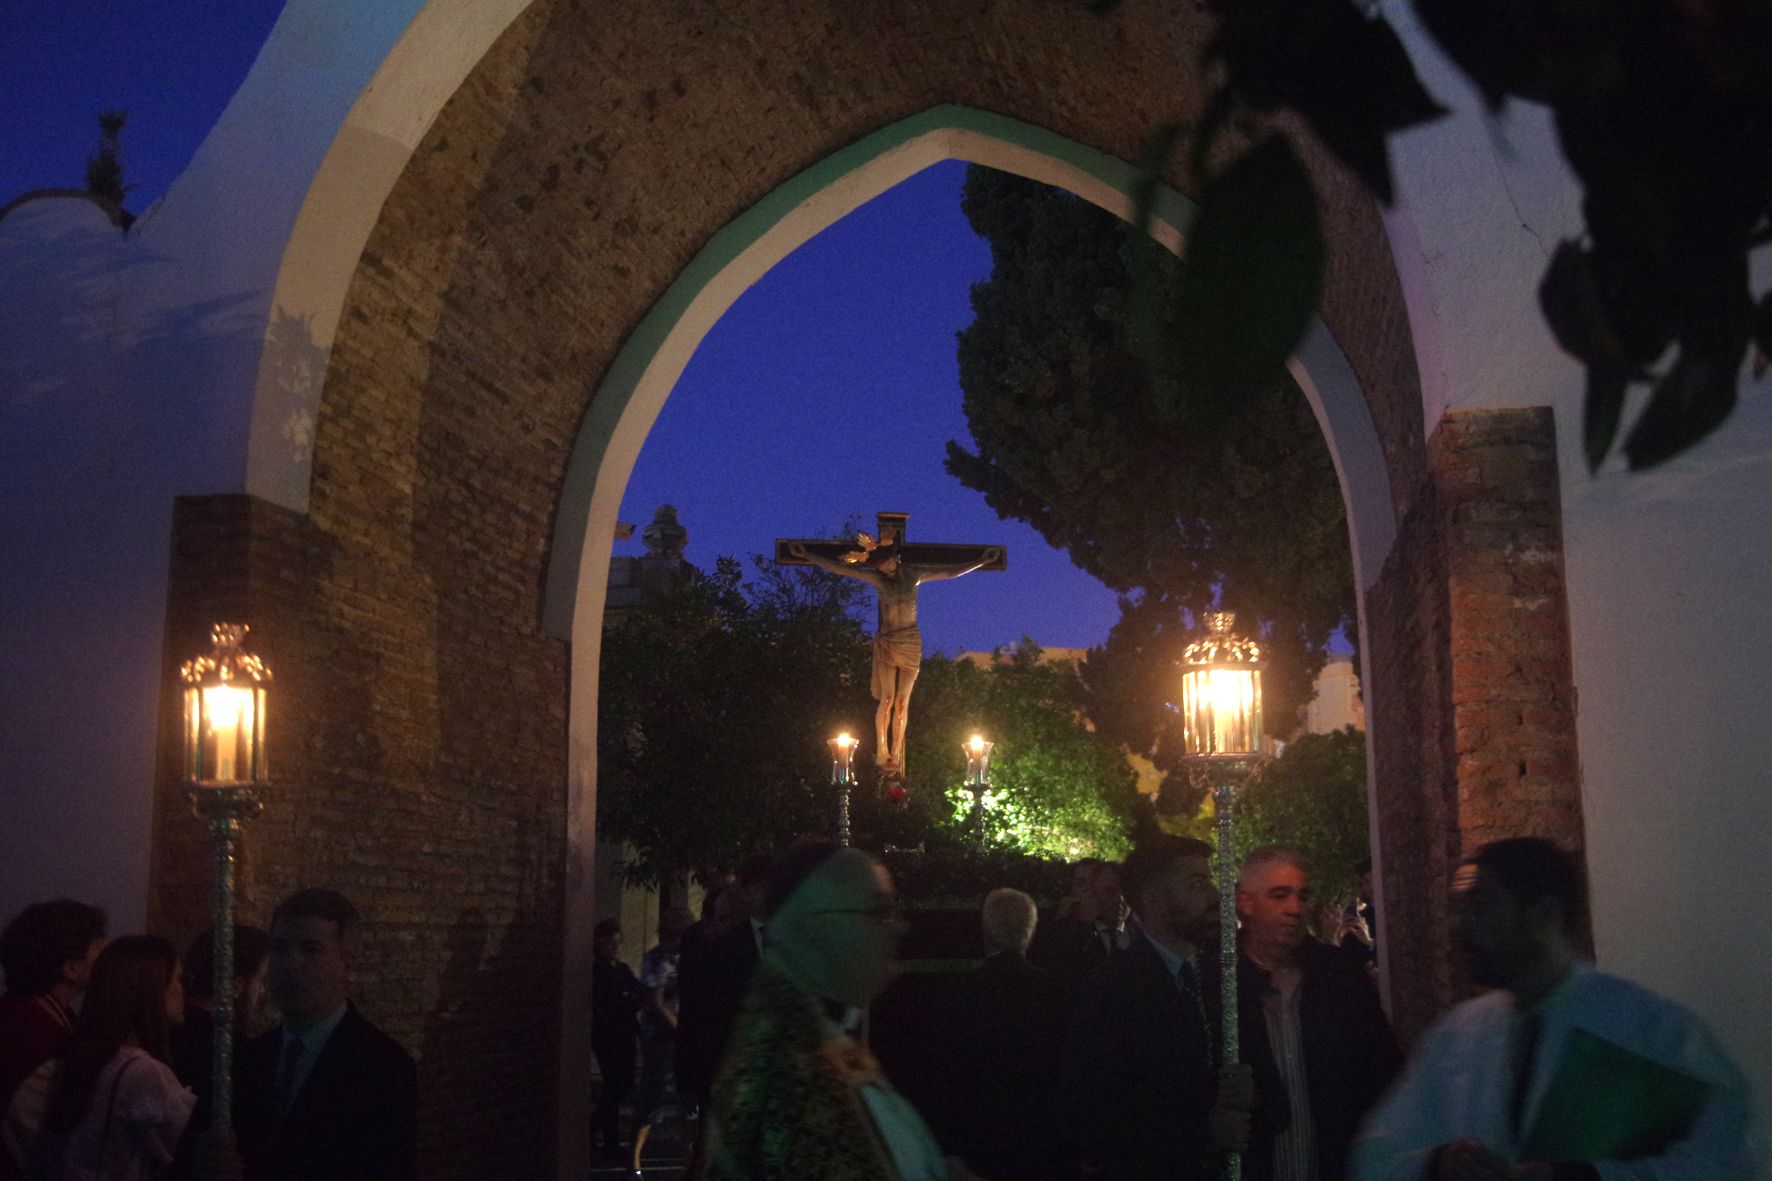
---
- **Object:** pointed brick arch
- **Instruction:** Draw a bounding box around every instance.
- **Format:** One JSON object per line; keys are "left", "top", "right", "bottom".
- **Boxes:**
{"left": 151, "top": 3, "right": 1583, "bottom": 1176}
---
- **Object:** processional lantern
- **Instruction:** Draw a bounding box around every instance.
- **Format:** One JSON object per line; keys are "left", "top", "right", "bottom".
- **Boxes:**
{"left": 1179, "top": 611, "right": 1264, "bottom": 1181}
{"left": 1179, "top": 612, "right": 1264, "bottom": 759}
{"left": 962, "top": 733, "right": 995, "bottom": 787}
{"left": 179, "top": 622, "right": 271, "bottom": 1139}
{"left": 182, "top": 623, "right": 271, "bottom": 785}
{"left": 828, "top": 731, "right": 859, "bottom": 846}
{"left": 827, "top": 731, "right": 858, "bottom": 786}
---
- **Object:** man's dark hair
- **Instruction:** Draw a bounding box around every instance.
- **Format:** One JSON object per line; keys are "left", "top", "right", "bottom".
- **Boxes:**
{"left": 271, "top": 888, "right": 361, "bottom": 940}
{"left": 736, "top": 853, "right": 775, "bottom": 890}
{"left": 1070, "top": 856, "right": 1108, "bottom": 888}
{"left": 593, "top": 918, "right": 622, "bottom": 942}
{"left": 1121, "top": 836, "right": 1214, "bottom": 915}
{"left": 183, "top": 924, "right": 271, "bottom": 1000}
{"left": 0, "top": 898, "right": 107, "bottom": 997}
{"left": 762, "top": 840, "right": 843, "bottom": 920}
{"left": 1468, "top": 838, "right": 1587, "bottom": 937}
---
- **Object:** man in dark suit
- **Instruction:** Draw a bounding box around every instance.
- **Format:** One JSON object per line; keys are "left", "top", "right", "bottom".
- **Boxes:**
{"left": 677, "top": 854, "right": 770, "bottom": 1177}
{"left": 232, "top": 888, "right": 417, "bottom": 1181}
{"left": 676, "top": 854, "right": 769, "bottom": 1108}
{"left": 940, "top": 888, "right": 1068, "bottom": 1181}
{"left": 1029, "top": 858, "right": 1130, "bottom": 1003}
{"left": 1236, "top": 846, "right": 1401, "bottom": 1181}
{"left": 1062, "top": 835, "right": 1268, "bottom": 1181}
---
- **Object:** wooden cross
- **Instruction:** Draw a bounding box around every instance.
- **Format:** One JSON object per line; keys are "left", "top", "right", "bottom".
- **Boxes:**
{"left": 775, "top": 512, "right": 1007, "bottom": 785}
{"left": 774, "top": 511, "right": 1009, "bottom": 574}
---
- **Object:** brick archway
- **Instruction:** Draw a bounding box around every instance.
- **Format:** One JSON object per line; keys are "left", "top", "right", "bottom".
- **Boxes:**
{"left": 149, "top": 2, "right": 1584, "bottom": 1176}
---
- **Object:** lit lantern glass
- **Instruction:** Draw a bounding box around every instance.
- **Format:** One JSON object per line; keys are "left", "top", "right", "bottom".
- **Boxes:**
{"left": 962, "top": 733, "right": 995, "bottom": 787}
{"left": 1179, "top": 612, "right": 1264, "bottom": 758}
{"left": 827, "top": 731, "right": 858, "bottom": 785}
{"left": 182, "top": 624, "right": 271, "bottom": 785}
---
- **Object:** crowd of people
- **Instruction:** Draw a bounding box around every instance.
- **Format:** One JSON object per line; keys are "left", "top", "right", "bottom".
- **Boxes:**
{"left": 594, "top": 837, "right": 1754, "bottom": 1181}
{"left": 2, "top": 835, "right": 1754, "bottom": 1180}
{"left": 0, "top": 890, "right": 414, "bottom": 1181}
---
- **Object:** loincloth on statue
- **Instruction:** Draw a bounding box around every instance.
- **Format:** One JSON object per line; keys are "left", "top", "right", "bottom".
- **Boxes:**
{"left": 870, "top": 624, "right": 922, "bottom": 700}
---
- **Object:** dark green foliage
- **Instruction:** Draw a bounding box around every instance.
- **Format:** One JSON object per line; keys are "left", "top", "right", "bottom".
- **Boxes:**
{"left": 1203, "top": 0, "right": 1445, "bottom": 202}
{"left": 596, "top": 556, "right": 874, "bottom": 885}
{"left": 881, "top": 846, "right": 1071, "bottom": 905}
{"left": 599, "top": 563, "right": 1152, "bottom": 879}
{"left": 1140, "top": 0, "right": 1772, "bottom": 471}
{"left": 1234, "top": 727, "right": 1370, "bottom": 904}
{"left": 84, "top": 110, "right": 130, "bottom": 209}
{"left": 1164, "top": 138, "right": 1325, "bottom": 429}
{"left": 949, "top": 167, "right": 1356, "bottom": 817}
{"left": 897, "top": 642, "right": 1150, "bottom": 860}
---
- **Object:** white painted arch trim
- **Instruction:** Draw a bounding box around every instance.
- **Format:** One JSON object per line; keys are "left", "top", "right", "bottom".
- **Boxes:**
{"left": 242, "top": 0, "right": 536, "bottom": 513}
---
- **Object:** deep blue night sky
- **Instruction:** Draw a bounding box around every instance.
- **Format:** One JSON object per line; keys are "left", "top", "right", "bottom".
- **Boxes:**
{"left": 617, "top": 160, "right": 1124, "bottom": 654}
{"left": 3, "top": 2, "right": 1123, "bottom": 655}
{"left": 1, "top": 2, "right": 289, "bottom": 214}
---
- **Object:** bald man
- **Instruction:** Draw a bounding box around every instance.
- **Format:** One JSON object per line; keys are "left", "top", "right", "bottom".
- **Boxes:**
{"left": 706, "top": 842, "right": 966, "bottom": 1181}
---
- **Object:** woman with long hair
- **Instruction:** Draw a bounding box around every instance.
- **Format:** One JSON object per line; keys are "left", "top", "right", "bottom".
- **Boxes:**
{"left": 27, "top": 935, "right": 195, "bottom": 1180}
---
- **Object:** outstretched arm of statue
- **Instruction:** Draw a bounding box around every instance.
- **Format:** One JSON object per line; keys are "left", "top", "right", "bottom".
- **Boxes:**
{"left": 786, "top": 541, "right": 880, "bottom": 585}
{"left": 913, "top": 546, "right": 1003, "bottom": 583}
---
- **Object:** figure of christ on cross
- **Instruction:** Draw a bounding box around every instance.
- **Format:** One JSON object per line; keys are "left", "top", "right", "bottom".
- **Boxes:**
{"left": 778, "top": 513, "right": 1005, "bottom": 779}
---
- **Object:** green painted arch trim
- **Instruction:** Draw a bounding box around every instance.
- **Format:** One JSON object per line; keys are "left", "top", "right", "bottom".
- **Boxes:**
{"left": 540, "top": 104, "right": 1202, "bottom": 638}
{"left": 542, "top": 102, "right": 1397, "bottom": 638}
{"left": 592, "top": 103, "right": 1199, "bottom": 424}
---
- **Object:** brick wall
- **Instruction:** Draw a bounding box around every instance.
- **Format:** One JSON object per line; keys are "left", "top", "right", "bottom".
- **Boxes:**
{"left": 142, "top": 0, "right": 1546, "bottom": 1172}
{"left": 150, "top": 495, "right": 569, "bottom": 1178}
{"left": 1365, "top": 408, "right": 1585, "bottom": 1040}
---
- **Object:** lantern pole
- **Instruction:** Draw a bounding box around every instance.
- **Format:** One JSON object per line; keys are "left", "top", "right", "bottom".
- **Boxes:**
{"left": 181, "top": 624, "right": 270, "bottom": 1138}
{"left": 1178, "top": 612, "right": 1264, "bottom": 1181}
{"left": 828, "top": 732, "right": 858, "bottom": 846}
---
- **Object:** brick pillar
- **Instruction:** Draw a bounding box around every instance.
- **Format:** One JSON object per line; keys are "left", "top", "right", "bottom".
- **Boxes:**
{"left": 1365, "top": 407, "right": 1585, "bottom": 1039}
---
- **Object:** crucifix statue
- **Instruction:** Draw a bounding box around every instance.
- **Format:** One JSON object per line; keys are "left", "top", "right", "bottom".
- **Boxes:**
{"left": 777, "top": 512, "right": 1006, "bottom": 780}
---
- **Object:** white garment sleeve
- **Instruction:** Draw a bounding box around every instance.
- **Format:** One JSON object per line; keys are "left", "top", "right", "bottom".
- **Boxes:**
{"left": 1351, "top": 1015, "right": 1462, "bottom": 1181}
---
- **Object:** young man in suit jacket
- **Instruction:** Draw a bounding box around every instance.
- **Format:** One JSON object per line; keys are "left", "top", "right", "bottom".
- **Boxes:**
{"left": 1062, "top": 836, "right": 1273, "bottom": 1181}
{"left": 231, "top": 889, "right": 417, "bottom": 1181}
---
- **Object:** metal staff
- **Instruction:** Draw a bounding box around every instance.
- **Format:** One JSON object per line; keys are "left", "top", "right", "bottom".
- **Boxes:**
{"left": 1179, "top": 613, "right": 1265, "bottom": 1181}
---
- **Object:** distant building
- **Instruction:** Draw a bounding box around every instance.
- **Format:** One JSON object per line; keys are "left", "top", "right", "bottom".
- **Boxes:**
{"left": 957, "top": 645, "right": 1089, "bottom": 669}
{"left": 597, "top": 504, "right": 703, "bottom": 966}
{"left": 604, "top": 503, "right": 691, "bottom": 622}
{"left": 1301, "top": 655, "right": 1364, "bottom": 735}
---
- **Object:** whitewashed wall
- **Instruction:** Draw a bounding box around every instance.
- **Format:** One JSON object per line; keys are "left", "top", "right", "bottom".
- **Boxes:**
{"left": 0, "top": 0, "right": 440, "bottom": 932}
{"left": 1382, "top": 0, "right": 1772, "bottom": 1137}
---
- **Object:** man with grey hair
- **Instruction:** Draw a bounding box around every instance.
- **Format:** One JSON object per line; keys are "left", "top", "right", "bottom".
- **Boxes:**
{"left": 1237, "top": 845, "right": 1400, "bottom": 1181}
{"left": 980, "top": 887, "right": 1039, "bottom": 956}
{"left": 939, "top": 887, "right": 1067, "bottom": 1180}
